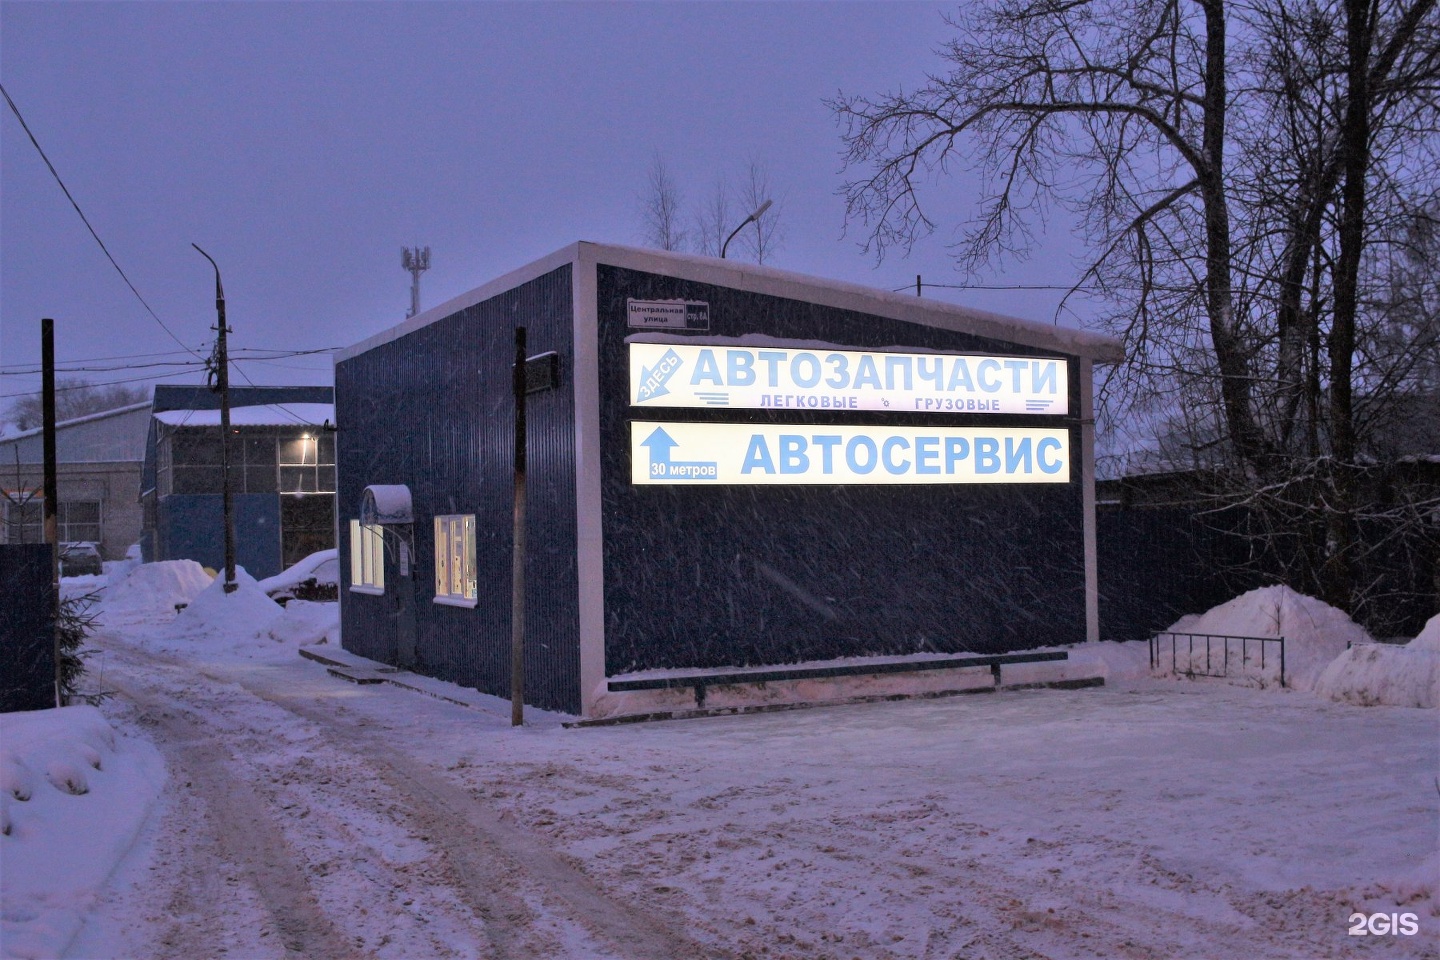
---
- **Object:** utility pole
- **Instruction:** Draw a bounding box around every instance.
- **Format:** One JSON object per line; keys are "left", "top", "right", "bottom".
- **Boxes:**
{"left": 193, "top": 244, "right": 237, "bottom": 593}
{"left": 402, "top": 246, "right": 431, "bottom": 319}
{"left": 510, "top": 326, "right": 527, "bottom": 727}
{"left": 41, "top": 319, "right": 60, "bottom": 706}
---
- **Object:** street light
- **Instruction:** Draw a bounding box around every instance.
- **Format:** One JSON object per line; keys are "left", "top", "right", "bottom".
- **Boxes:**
{"left": 720, "top": 198, "right": 773, "bottom": 259}
{"left": 192, "top": 243, "right": 237, "bottom": 594}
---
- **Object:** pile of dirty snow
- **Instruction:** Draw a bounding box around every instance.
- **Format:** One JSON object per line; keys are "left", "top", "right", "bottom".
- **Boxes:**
{"left": 266, "top": 599, "right": 340, "bottom": 647}
{"left": 1314, "top": 614, "right": 1440, "bottom": 708}
{"left": 171, "top": 566, "right": 283, "bottom": 642}
{"left": 0, "top": 706, "right": 165, "bottom": 960}
{"left": 98, "top": 560, "right": 212, "bottom": 624}
{"left": 1160, "top": 585, "right": 1370, "bottom": 691}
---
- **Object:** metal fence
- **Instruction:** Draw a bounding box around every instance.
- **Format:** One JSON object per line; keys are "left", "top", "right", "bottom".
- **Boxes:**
{"left": 1150, "top": 631, "right": 1287, "bottom": 688}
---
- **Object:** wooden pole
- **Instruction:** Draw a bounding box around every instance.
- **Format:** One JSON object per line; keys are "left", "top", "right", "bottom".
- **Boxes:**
{"left": 193, "top": 245, "right": 236, "bottom": 592}
{"left": 41, "top": 319, "right": 61, "bottom": 707}
{"left": 510, "top": 326, "right": 527, "bottom": 726}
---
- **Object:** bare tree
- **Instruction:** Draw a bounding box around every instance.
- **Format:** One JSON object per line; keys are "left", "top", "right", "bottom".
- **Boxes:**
{"left": 639, "top": 153, "right": 688, "bottom": 252}
{"left": 831, "top": 0, "right": 1440, "bottom": 619}
{"left": 5, "top": 379, "right": 150, "bottom": 432}
{"left": 737, "top": 159, "right": 784, "bottom": 265}
{"left": 694, "top": 177, "right": 733, "bottom": 257}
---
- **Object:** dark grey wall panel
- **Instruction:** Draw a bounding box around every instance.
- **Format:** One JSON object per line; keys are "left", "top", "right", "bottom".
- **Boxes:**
{"left": 597, "top": 265, "right": 1086, "bottom": 675}
{"left": 0, "top": 544, "right": 56, "bottom": 712}
{"left": 336, "top": 265, "right": 580, "bottom": 713}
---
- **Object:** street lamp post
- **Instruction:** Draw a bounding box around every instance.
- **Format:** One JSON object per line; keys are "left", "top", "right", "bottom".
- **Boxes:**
{"left": 192, "top": 244, "right": 237, "bottom": 594}
{"left": 720, "top": 198, "right": 773, "bottom": 259}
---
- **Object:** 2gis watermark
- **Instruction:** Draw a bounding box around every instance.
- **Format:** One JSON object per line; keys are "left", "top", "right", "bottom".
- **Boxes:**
{"left": 1347, "top": 912, "right": 1420, "bottom": 937}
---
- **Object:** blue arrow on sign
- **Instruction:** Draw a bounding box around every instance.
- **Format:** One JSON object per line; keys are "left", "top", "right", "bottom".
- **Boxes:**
{"left": 637, "top": 348, "right": 683, "bottom": 402}
{"left": 640, "top": 425, "right": 716, "bottom": 481}
{"left": 641, "top": 426, "right": 679, "bottom": 465}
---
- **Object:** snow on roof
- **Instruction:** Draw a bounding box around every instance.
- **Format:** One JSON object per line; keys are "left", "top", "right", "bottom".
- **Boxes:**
{"left": 154, "top": 403, "right": 335, "bottom": 428}
{"left": 361, "top": 485, "right": 413, "bottom": 524}
{"left": 0, "top": 401, "right": 152, "bottom": 442}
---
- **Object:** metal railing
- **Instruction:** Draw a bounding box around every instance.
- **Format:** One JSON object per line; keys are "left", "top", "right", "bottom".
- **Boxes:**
{"left": 1150, "top": 632, "right": 1286, "bottom": 688}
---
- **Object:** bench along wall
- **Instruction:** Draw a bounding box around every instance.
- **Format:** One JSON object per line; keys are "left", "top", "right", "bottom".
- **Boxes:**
{"left": 334, "top": 243, "right": 1123, "bottom": 718}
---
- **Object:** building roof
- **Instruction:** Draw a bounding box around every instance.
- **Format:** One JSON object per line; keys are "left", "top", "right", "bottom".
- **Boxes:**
{"left": 0, "top": 402, "right": 151, "bottom": 464}
{"left": 151, "top": 383, "right": 333, "bottom": 412}
{"left": 337, "top": 241, "right": 1126, "bottom": 364}
{"left": 155, "top": 403, "right": 335, "bottom": 428}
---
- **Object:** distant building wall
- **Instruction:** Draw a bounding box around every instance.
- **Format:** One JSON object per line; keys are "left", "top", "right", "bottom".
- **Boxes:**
{"left": 155, "top": 493, "right": 284, "bottom": 579}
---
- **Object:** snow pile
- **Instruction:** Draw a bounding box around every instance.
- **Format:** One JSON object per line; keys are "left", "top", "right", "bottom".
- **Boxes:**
{"left": 1411, "top": 614, "right": 1440, "bottom": 652}
{"left": 1160, "top": 585, "right": 1370, "bottom": 691}
{"left": 102, "top": 551, "right": 142, "bottom": 590}
{"left": 266, "top": 599, "right": 340, "bottom": 647}
{"left": 59, "top": 574, "right": 107, "bottom": 602}
{"left": 0, "top": 706, "right": 165, "bottom": 960}
{"left": 171, "top": 566, "right": 283, "bottom": 642}
{"left": 1314, "top": 614, "right": 1440, "bottom": 708}
{"left": 100, "top": 560, "right": 212, "bottom": 623}
{"left": 1065, "top": 640, "right": 1153, "bottom": 681}
{"left": 256, "top": 548, "right": 339, "bottom": 596}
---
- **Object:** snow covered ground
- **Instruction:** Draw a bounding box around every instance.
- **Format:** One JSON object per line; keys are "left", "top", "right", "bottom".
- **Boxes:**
{"left": 2, "top": 565, "right": 1437, "bottom": 959}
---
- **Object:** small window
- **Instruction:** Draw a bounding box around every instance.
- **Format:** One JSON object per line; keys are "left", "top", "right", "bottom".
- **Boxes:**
{"left": 433, "top": 514, "right": 476, "bottom": 606}
{"left": 59, "top": 501, "right": 102, "bottom": 544}
{"left": 349, "top": 519, "right": 385, "bottom": 594}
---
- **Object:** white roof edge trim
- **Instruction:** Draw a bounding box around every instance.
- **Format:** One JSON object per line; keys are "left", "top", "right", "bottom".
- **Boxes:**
{"left": 335, "top": 240, "right": 1125, "bottom": 365}
{"left": 0, "top": 401, "right": 152, "bottom": 444}
{"left": 335, "top": 243, "right": 583, "bottom": 363}
{"left": 582, "top": 242, "right": 1125, "bottom": 362}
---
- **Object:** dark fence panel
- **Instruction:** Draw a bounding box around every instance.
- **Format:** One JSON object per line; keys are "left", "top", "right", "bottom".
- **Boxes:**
{"left": 1099, "top": 504, "right": 1438, "bottom": 641}
{"left": 0, "top": 544, "right": 56, "bottom": 712}
{"left": 1097, "top": 507, "right": 1263, "bottom": 642}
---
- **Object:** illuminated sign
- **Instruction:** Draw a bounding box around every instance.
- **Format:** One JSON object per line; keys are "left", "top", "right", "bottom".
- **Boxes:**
{"left": 631, "top": 422, "right": 1070, "bottom": 485}
{"left": 629, "top": 342, "right": 1068, "bottom": 415}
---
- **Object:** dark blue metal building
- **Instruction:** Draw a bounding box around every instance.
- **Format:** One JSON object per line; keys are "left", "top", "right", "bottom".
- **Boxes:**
{"left": 334, "top": 243, "right": 1123, "bottom": 718}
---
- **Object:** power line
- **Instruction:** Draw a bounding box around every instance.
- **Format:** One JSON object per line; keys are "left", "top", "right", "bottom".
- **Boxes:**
{"left": 0, "top": 82, "right": 203, "bottom": 361}
{"left": 0, "top": 367, "right": 204, "bottom": 400}
{"left": 1, "top": 347, "right": 339, "bottom": 375}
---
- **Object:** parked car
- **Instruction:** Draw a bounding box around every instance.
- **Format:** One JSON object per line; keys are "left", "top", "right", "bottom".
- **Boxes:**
{"left": 59, "top": 542, "right": 103, "bottom": 577}
{"left": 258, "top": 548, "right": 339, "bottom": 604}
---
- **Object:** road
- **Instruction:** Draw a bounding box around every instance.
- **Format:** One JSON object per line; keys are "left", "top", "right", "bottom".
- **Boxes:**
{"left": 70, "top": 627, "right": 1437, "bottom": 960}
{"left": 81, "top": 639, "right": 721, "bottom": 960}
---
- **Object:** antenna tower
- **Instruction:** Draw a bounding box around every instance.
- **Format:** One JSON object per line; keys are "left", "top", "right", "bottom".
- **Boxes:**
{"left": 402, "top": 246, "right": 431, "bottom": 318}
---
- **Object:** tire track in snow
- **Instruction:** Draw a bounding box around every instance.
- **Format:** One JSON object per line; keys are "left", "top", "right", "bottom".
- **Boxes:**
{"left": 102, "top": 640, "right": 721, "bottom": 960}
{"left": 240, "top": 674, "right": 723, "bottom": 960}
{"left": 112, "top": 678, "right": 357, "bottom": 960}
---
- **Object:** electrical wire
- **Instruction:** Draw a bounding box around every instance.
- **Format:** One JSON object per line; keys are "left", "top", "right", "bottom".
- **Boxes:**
{"left": 1, "top": 348, "right": 339, "bottom": 375}
{"left": 0, "top": 82, "right": 204, "bottom": 362}
{"left": 0, "top": 367, "right": 207, "bottom": 400}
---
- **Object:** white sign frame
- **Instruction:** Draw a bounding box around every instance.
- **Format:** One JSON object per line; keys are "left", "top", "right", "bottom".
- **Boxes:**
{"left": 630, "top": 422, "right": 1071, "bottom": 485}
{"left": 629, "top": 342, "right": 1068, "bottom": 415}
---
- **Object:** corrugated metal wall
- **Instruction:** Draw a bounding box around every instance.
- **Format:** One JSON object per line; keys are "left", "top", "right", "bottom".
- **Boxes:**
{"left": 0, "top": 544, "right": 56, "bottom": 712}
{"left": 597, "top": 265, "right": 1087, "bottom": 675}
{"left": 156, "top": 494, "right": 282, "bottom": 578}
{"left": 336, "top": 265, "right": 580, "bottom": 713}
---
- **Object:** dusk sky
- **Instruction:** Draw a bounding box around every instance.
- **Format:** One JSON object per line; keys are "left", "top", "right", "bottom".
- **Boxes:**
{"left": 1, "top": 2, "right": 1092, "bottom": 411}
